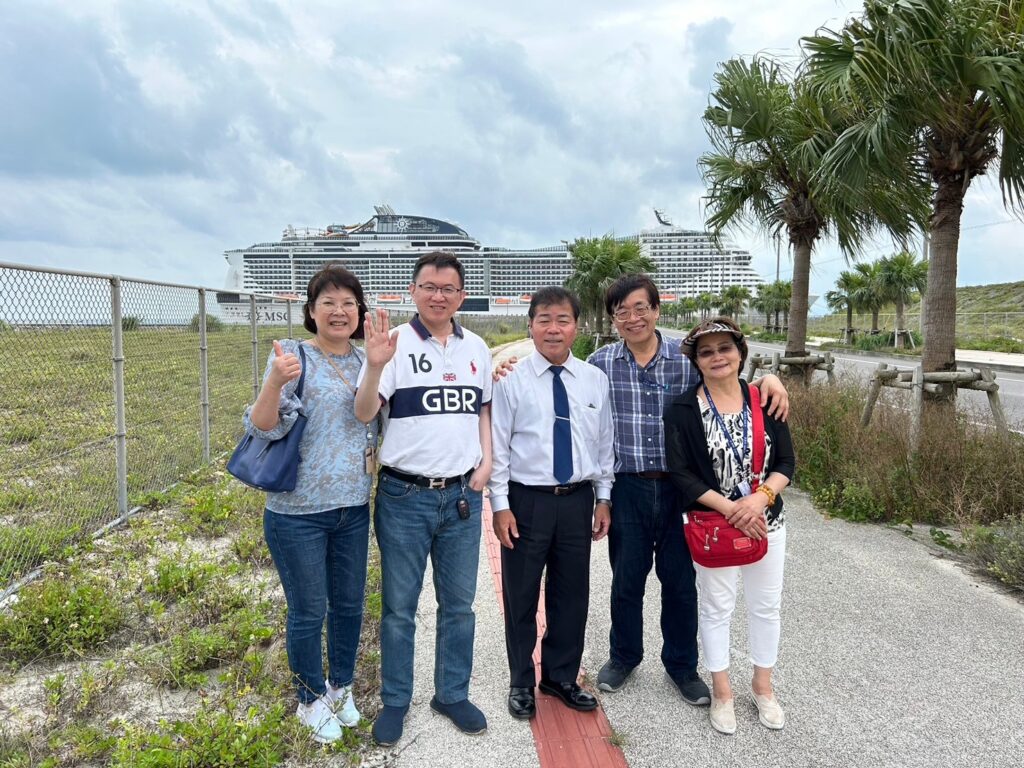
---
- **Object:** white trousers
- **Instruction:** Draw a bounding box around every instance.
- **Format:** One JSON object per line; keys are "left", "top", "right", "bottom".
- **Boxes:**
{"left": 694, "top": 526, "right": 786, "bottom": 672}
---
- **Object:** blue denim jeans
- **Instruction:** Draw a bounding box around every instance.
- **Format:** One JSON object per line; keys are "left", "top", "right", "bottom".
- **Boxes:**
{"left": 264, "top": 505, "right": 369, "bottom": 705}
{"left": 608, "top": 473, "right": 698, "bottom": 677}
{"left": 374, "top": 473, "right": 482, "bottom": 707}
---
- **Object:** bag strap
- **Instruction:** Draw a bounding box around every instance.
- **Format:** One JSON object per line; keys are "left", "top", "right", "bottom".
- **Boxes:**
{"left": 749, "top": 384, "right": 765, "bottom": 483}
{"left": 294, "top": 343, "right": 308, "bottom": 401}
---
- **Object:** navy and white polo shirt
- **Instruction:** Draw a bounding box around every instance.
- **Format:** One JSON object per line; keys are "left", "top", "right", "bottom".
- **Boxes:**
{"left": 357, "top": 315, "right": 492, "bottom": 478}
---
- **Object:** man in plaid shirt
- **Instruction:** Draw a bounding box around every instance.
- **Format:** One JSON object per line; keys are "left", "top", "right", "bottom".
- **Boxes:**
{"left": 587, "top": 274, "right": 789, "bottom": 705}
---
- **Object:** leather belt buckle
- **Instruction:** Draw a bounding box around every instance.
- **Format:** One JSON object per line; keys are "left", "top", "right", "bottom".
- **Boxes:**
{"left": 428, "top": 477, "right": 446, "bottom": 489}
{"left": 553, "top": 485, "right": 572, "bottom": 496}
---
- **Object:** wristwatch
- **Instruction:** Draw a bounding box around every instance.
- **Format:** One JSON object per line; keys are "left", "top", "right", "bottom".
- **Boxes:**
{"left": 597, "top": 498, "right": 612, "bottom": 508}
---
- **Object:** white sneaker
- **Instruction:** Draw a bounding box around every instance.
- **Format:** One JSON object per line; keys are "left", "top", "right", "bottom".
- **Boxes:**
{"left": 297, "top": 695, "right": 343, "bottom": 743}
{"left": 709, "top": 697, "right": 736, "bottom": 735}
{"left": 752, "top": 689, "right": 785, "bottom": 729}
{"left": 326, "top": 683, "right": 361, "bottom": 727}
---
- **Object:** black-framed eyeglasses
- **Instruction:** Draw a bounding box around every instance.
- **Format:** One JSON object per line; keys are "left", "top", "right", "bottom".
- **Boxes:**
{"left": 613, "top": 303, "right": 653, "bottom": 322}
{"left": 416, "top": 284, "right": 462, "bottom": 297}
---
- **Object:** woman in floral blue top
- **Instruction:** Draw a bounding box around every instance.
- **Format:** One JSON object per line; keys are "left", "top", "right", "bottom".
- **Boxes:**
{"left": 245, "top": 263, "right": 379, "bottom": 744}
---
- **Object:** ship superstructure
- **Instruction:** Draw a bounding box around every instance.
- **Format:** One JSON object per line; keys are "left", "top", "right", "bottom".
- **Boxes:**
{"left": 217, "top": 206, "right": 765, "bottom": 318}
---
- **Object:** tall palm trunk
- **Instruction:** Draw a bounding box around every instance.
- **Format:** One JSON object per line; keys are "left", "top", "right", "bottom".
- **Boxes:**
{"left": 785, "top": 239, "right": 812, "bottom": 357}
{"left": 922, "top": 178, "right": 965, "bottom": 400}
{"left": 870, "top": 310, "right": 879, "bottom": 333}
{"left": 894, "top": 297, "right": 906, "bottom": 349}
{"left": 845, "top": 304, "right": 853, "bottom": 340}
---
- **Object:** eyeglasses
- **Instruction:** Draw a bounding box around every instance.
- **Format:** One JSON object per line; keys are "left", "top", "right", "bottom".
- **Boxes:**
{"left": 315, "top": 299, "right": 359, "bottom": 313}
{"left": 696, "top": 342, "right": 737, "bottom": 359}
{"left": 416, "top": 284, "right": 462, "bottom": 297}
{"left": 612, "top": 303, "right": 652, "bottom": 322}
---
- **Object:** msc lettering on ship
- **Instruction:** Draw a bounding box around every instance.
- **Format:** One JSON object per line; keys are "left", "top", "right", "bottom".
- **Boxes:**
{"left": 388, "top": 386, "right": 484, "bottom": 418}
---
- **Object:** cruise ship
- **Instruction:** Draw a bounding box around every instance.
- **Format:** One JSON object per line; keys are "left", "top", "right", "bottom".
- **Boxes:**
{"left": 216, "top": 205, "right": 765, "bottom": 320}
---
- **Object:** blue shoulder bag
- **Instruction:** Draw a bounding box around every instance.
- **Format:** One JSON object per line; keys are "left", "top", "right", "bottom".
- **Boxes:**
{"left": 227, "top": 343, "right": 308, "bottom": 492}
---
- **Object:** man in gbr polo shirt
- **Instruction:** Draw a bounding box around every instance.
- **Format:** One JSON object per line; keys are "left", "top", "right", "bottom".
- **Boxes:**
{"left": 354, "top": 251, "right": 493, "bottom": 747}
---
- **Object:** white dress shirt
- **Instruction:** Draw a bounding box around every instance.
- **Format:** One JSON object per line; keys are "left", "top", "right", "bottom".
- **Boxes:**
{"left": 489, "top": 351, "right": 615, "bottom": 511}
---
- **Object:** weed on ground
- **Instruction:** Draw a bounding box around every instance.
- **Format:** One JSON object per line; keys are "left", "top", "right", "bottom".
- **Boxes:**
{"left": 0, "top": 462, "right": 382, "bottom": 766}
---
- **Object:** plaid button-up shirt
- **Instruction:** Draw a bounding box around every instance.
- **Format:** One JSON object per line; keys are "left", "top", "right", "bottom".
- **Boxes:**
{"left": 588, "top": 332, "right": 698, "bottom": 473}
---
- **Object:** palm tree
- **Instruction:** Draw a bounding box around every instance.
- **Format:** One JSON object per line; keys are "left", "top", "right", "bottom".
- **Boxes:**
{"left": 878, "top": 251, "right": 928, "bottom": 348}
{"left": 680, "top": 297, "right": 698, "bottom": 323}
{"left": 719, "top": 284, "right": 752, "bottom": 320}
{"left": 565, "top": 236, "right": 655, "bottom": 334}
{"left": 769, "top": 280, "right": 792, "bottom": 332}
{"left": 851, "top": 261, "right": 886, "bottom": 335}
{"left": 825, "top": 269, "right": 864, "bottom": 343}
{"left": 804, "top": 0, "right": 1024, "bottom": 392}
{"left": 700, "top": 56, "right": 917, "bottom": 367}
{"left": 696, "top": 292, "right": 717, "bottom": 320}
{"left": 753, "top": 283, "right": 776, "bottom": 330}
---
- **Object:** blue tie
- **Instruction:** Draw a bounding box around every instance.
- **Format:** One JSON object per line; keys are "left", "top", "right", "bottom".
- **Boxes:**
{"left": 551, "top": 365, "right": 573, "bottom": 484}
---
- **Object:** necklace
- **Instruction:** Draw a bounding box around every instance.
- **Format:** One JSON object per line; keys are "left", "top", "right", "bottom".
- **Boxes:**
{"left": 310, "top": 341, "right": 357, "bottom": 392}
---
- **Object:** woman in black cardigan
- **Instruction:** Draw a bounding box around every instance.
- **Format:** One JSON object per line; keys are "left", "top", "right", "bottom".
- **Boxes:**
{"left": 664, "top": 317, "right": 795, "bottom": 735}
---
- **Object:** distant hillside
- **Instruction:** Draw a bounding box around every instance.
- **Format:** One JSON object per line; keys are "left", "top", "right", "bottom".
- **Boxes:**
{"left": 905, "top": 280, "right": 1024, "bottom": 313}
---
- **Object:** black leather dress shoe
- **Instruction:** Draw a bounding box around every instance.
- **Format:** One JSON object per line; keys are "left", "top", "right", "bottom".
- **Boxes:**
{"left": 538, "top": 679, "right": 598, "bottom": 711}
{"left": 508, "top": 686, "right": 536, "bottom": 719}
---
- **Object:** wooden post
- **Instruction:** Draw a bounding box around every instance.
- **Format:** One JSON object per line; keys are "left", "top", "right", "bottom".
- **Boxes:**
{"left": 910, "top": 365, "right": 924, "bottom": 450}
{"left": 979, "top": 367, "right": 1008, "bottom": 434}
{"left": 771, "top": 352, "right": 781, "bottom": 376}
{"left": 823, "top": 351, "right": 836, "bottom": 385}
{"left": 861, "top": 362, "right": 887, "bottom": 426}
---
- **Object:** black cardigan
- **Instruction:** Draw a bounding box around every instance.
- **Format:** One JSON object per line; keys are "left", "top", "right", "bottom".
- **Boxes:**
{"left": 663, "top": 380, "right": 795, "bottom": 519}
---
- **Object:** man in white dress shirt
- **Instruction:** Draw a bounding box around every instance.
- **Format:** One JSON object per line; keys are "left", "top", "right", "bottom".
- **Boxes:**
{"left": 489, "top": 286, "right": 614, "bottom": 720}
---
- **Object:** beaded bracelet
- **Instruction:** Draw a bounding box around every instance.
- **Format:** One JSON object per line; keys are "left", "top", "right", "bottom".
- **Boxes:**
{"left": 757, "top": 484, "right": 776, "bottom": 506}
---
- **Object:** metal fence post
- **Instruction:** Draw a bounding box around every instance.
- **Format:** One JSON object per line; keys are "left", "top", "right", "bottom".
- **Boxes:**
{"left": 287, "top": 298, "right": 294, "bottom": 338}
{"left": 110, "top": 277, "right": 129, "bottom": 517}
{"left": 250, "top": 294, "right": 260, "bottom": 402}
{"left": 198, "top": 288, "right": 211, "bottom": 461}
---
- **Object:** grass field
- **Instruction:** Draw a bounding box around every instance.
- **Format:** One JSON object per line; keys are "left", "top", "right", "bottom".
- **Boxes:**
{"left": 0, "top": 312, "right": 530, "bottom": 588}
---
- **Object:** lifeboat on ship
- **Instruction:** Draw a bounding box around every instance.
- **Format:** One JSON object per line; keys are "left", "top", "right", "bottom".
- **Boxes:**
{"left": 378, "top": 294, "right": 403, "bottom": 304}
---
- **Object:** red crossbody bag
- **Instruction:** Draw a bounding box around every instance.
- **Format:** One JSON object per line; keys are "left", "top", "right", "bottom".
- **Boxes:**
{"left": 682, "top": 386, "right": 768, "bottom": 568}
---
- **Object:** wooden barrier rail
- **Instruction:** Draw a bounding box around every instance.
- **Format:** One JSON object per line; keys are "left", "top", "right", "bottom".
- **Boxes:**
{"left": 861, "top": 362, "right": 1007, "bottom": 445}
{"left": 746, "top": 351, "right": 837, "bottom": 385}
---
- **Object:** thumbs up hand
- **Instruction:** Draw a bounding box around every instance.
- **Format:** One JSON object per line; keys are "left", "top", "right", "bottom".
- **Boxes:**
{"left": 268, "top": 340, "right": 302, "bottom": 389}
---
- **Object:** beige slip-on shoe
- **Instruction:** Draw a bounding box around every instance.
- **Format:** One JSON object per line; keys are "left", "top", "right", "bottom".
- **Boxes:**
{"left": 752, "top": 689, "right": 786, "bottom": 729}
{"left": 709, "top": 697, "right": 736, "bottom": 735}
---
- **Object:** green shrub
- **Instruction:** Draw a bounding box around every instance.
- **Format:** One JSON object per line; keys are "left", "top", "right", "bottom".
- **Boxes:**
{"left": 957, "top": 336, "right": 1024, "bottom": 353}
{"left": 966, "top": 518, "right": 1024, "bottom": 591}
{"left": 571, "top": 334, "right": 597, "bottom": 360}
{"left": 189, "top": 313, "right": 225, "bottom": 333}
{"left": 0, "top": 571, "right": 123, "bottom": 662}
{"left": 110, "top": 703, "right": 289, "bottom": 768}
{"left": 788, "top": 383, "right": 1024, "bottom": 527}
{"left": 232, "top": 528, "right": 272, "bottom": 566}
{"left": 120, "top": 315, "right": 141, "bottom": 331}
{"left": 145, "top": 555, "right": 218, "bottom": 599}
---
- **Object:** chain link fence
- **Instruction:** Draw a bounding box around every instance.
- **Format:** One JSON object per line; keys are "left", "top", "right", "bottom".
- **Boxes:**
{"left": 0, "top": 262, "right": 301, "bottom": 594}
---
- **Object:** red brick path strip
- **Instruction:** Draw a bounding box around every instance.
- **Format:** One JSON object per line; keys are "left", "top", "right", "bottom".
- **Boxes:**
{"left": 483, "top": 499, "right": 629, "bottom": 768}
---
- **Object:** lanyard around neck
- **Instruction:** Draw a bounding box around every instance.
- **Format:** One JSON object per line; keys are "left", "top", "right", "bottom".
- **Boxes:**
{"left": 702, "top": 384, "right": 748, "bottom": 470}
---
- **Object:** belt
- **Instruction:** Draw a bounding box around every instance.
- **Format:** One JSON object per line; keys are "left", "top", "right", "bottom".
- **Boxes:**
{"left": 634, "top": 471, "right": 669, "bottom": 480}
{"left": 512, "top": 480, "right": 590, "bottom": 496}
{"left": 381, "top": 466, "right": 470, "bottom": 489}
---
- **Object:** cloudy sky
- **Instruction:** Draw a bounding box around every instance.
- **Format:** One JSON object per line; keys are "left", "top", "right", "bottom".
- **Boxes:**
{"left": 2, "top": 0, "right": 1022, "bottom": 309}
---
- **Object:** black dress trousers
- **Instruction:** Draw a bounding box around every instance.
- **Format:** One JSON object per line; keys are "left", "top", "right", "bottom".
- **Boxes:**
{"left": 501, "top": 482, "right": 594, "bottom": 688}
